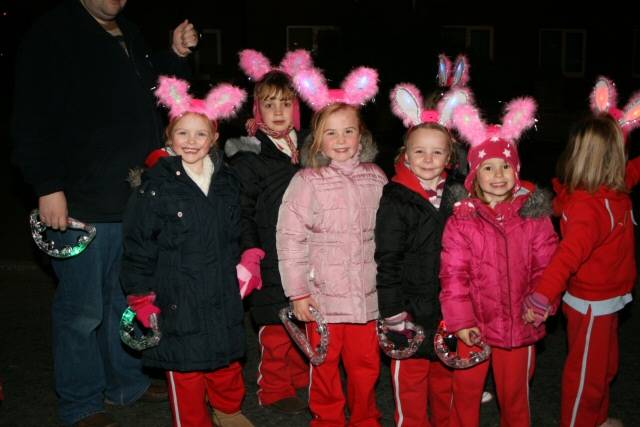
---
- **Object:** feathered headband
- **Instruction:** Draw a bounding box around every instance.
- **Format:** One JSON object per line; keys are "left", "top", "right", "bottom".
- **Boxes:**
{"left": 239, "top": 49, "right": 313, "bottom": 81}
{"left": 590, "top": 76, "right": 640, "bottom": 138}
{"left": 390, "top": 83, "right": 472, "bottom": 128}
{"left": 293, "top": 66, "right": 379, "bottom": 111}
{"left": 437, "top": 54, "right": 470, "bottom": 88}
{"left": 155, "top": 76, "right": 246, "bottom": 122}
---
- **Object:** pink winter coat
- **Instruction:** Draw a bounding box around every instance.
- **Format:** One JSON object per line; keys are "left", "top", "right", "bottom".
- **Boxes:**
{"left": 439, "top": 185, "right": 558, "bottom": 349}
{"left": 276, "top": 144, "right": 388, "bottom": 323}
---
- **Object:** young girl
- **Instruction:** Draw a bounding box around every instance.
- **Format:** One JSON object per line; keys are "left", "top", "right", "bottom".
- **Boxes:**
{"left": 120, "top": 77, "right": 252, "bottom": 427}
{"left": 375, "top": 83, "right": 471, "bottom": 427}
{"left": 524, "top": 114, "right": 636, "bottom": 427}
{"left": 277, "top": 67, "right": 387, "bottom": 426}
{"left": 225, "top": 49, "right": 312, "bottom": 414}
{"left": 439, "top": 95, "right": 558, "bottom": 427}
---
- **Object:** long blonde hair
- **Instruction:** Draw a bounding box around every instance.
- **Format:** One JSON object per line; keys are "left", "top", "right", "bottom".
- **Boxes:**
{"left": 559, "top": 114, "right": 627, "bottom": 193}
{"left": 306, "top": 103, "right": 372, "bottom": 168}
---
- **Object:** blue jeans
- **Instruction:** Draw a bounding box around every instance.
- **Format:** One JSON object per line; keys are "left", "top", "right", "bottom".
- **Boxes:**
{"left": 50, "top": 223, "right": 150, "bottom": 425}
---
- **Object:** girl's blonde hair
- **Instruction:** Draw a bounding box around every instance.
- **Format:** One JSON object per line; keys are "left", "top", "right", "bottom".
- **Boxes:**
{"left": 307, "top": 103, "right": 373, "bottom": 168}
{"left": 559, "top": 114, "right": 627, "bottom": 193}
{"left": 395, "top": 122, "right": 457, "bottom": 165}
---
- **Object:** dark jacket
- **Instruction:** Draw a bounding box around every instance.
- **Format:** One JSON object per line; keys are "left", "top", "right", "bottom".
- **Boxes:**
{"left": 12, "top": 0, "right": 189, "bottom": 222}
{"left": 120, "top": 153, "right": 245, "bottom": 372}
{"left": 225, "top": 130, "right": 302, "bottom": 324}
{"left": 375, "top": 162, "right": 462, "bottom": 359}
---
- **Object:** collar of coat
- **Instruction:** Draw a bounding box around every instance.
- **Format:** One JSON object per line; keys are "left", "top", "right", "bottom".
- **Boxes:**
{"left": 127, "top": 150, "right": 223, "bottom": 188}
{"left": 297, "top": 134, "right": 378, "bottom": 168}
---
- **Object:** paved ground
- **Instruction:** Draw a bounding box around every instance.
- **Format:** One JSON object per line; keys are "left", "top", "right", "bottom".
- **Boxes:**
{"left": 0, "top": 260, "right": 638, "bottom": 426}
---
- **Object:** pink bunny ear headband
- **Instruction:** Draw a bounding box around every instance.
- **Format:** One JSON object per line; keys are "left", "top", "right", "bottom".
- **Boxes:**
{"left": 155, "top": 76, "right": 247, "bottom": 122}
{"left": 437, "top": 54, "right": 470, "bottom": 88}
{"left": 590, "top": 76, "right": 640, "bottom": 140}
{"left": 239, "top": 49, "right": 313, "bottom": 81}
{"left": 390, "top": 83, "right": 473, "bottom": 128}
{"left": 452, "top": 90, "right": 538, "bottom": 192}
{"left": 293, "top": 66, "right": 379, "bottom": 111}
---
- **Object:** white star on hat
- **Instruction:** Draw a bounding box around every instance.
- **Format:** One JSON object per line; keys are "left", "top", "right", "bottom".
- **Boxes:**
{"left": 491, "top": 136, "right": 500, "bottom": 142}
{"left": 478, "top": 150, "right": 486, "bottom": 158}
{"left": 503, "top": 149, "right": 511, "bottom": 157}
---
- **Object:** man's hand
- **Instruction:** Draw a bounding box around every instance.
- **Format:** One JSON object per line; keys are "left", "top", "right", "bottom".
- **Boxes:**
{"left": 172, "top": 20, "right": 199, "bottom": 57}
{"left": 39, "top": 191, "right": 68, "bottom": 231}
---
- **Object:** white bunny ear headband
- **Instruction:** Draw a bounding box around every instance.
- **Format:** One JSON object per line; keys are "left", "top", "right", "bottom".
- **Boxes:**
{"left": 452, "top": 92, "right": 537, "bottom": 148}
{"left": 293, "top": 66, "right": 379, "bottom": 111}
{"left": 238, "top": 49, "right": 313, "bottom": 81}
{"left": 590, "top": 76, "right": 640, "bottom": 137}
{"left": 155, "top": 76, "right": 247, "bottom": 122}
{"left": 390, "top": 83, "right": 472, "bottom": 128}
{"left": 437, "top": 54, "right": 470, "bottom": 88}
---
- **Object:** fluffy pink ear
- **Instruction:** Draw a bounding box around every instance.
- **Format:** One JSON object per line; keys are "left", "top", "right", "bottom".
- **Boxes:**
{"left": 390, "top": 84, "right": 423, "bottom": 127}
{"left": 451, "top": 55, "right": 470, "bottom": 87}
{"left": 293, "top": 68, "right": 331, "bottom": 110}
{"left": 155, "top": 76, "right": 193, "bottom": 117}
{"left": 621, "top": 91, "right": 640, "bottom": 133}
{"left": 205, "top": 84, "right": 247, "bottom": 120}
{"left": 438, "top": 88, "right": 472, "bottom": 127}
{"left": 342, "top": 67, "right": 379, "bottom": 106}
{"left": 437, "top": 54, "right": 451, "bottom": 87}
{"left": 280, "top": 49, "right": 313, "bottom": 76}
{"left": 239, "top": 49, "right": 272, "bottom": 81}
{"left": 590, "top": 77, "right": 618, "bottom": 115}
{"left": 499, "top": 97, "right": 537, "bottom": 142}
{"left": 452, "top": 104, "right": 487, "bottom": 147}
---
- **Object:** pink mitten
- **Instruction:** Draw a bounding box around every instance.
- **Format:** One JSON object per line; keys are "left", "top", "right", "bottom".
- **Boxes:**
{"left": 237, "top": 248, "right": 266, "bottom": 299}
{"left": 127, "top": 292, "right": 161, "bottom": 328}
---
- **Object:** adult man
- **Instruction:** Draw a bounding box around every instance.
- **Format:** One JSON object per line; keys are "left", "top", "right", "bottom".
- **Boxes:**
{"left": 12, "top": 1, "right": 198, "bottom": 425}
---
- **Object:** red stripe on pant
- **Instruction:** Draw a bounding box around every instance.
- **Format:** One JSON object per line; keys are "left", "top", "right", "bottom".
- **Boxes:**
{"left": 561, "top": 304, "right": 619, "bottom": 427}
{"left": 257, "top": 324, "right": 309, "bottom": 405}
{"left": 307, "top": 321, "right": 382, "bottom": 427}
{"left": 167, "top": 361, "right": 245, "bottom": 427}
{"left": 390, "top": 358, "right": 453, "bottom": 427}
{"left": 449, "top": 342, "right": 535, "bottom": 427}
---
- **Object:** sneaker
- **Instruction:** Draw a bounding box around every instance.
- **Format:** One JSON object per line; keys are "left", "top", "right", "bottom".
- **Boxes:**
{"left": 264, "top": 396, "right": 307, "bottom": 414}
{"left": 212, "top": 409, "right": 254, "bottom": 427}
{"left": 481, "top": 391, "right": 493, "bottom": 404}
{"left": 598, "top": 418, "right": 623, "bottom": 427}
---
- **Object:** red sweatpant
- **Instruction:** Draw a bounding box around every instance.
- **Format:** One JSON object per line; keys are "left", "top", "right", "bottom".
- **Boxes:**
{"left": 449, "top": 343, "right": 536, "bottom": 427}
{"left": 167, "top": 361, "right": 245, "bottom": 427}
{"left": 307, "top": 321, "right": 382, "bottom": 427}
{"left": 561, "top": 304, "right": 619, "bottom": 427}
{"left": 257, "top": 324, "right": 309, "bottom": 405}
{"left": 390, "top": 358, "right": 453, "bottom": 427}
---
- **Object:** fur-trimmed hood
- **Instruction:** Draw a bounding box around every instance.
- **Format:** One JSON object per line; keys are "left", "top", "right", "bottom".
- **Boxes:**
{"left": 298, "top": 134, "right": 379, "bottom": 168}
{"left": 224, "top": 136, "right": 261, "bottom": 158}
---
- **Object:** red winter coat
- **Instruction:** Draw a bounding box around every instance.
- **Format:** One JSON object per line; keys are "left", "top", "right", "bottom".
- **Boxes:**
{"left": 440, "top": 187, "right": 558, "bottom": 349}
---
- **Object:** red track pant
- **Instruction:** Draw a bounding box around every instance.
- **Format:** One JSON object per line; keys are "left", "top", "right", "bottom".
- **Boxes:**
{"left": 561, "top": 304, "right": 619, "bottom": 427}
{"left": 167, "top": 361, "right": 245, "bottom": 427}
{"left": 449, "top": 343, "right": 536, "bottom": 427}
{"left": 390, "top": 358, "right": 453, "bottom": 427}
{"left": 307, "top": 321, "right": 382, "bottom": 427}
{"left": 257, "top": 324, "right": 309, "bottom": 405}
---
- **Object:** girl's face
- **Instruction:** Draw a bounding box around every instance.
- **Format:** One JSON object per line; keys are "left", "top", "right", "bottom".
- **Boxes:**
{"left": 405, "top": 128, "right": 451, "bottom": 187}
{"left": 476, "top": 157, "right": 516, "bottom": 206}
{"left": 169, "top": 113, "right": 218, "bottom": 169}
{"left": 320, "top": 108, "right": 360, "bottom": 162}
{"left": 258, "top": 92, "right": 294, "bottom": 133}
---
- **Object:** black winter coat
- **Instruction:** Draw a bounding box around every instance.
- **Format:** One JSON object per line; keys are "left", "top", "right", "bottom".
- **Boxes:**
{"left": 121, "top": 153, "right": 245, "bottom": 371}
{"left": 375, "top": 178, "right": 460, "bottom": 359}
{"left": 225, "top": 131, "right": 301, "bottom": 324}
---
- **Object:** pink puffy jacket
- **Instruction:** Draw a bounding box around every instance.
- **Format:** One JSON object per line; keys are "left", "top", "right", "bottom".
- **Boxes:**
{"left": 276, "top": 146, "right": 387, "bottom": 323}
{"left": 439, "top": 186, "right": 558, "bottom": 348}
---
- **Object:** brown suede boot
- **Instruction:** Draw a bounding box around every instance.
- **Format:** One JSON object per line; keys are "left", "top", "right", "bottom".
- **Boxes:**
{"left": 212, "top": 409, "right": 254, "bottom": 427}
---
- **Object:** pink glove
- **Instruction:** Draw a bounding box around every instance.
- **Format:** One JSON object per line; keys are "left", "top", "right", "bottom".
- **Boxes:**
{"left": 127, "top": 292, "right": 161, "bottom": 329}
{"left": 522, "top": 292, "right": 551, "bottom": 327}
{"left": 237, "top": 248, "right": 265, "bottom": 299}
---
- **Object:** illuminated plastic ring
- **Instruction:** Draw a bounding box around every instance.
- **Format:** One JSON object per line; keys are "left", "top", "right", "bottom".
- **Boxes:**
{"left": 279, "top": 305, "right": 329, "bottom": 365}
{"left": 377, "top": 319, "right": 426, "bottom": 359}
{"left": 433, "top": 322, "right": 491, "bottom": 369}
{"left": 119, "top": 307, "right": 161, "bottom": 351}
{"left": 30, "top": 209, "right": 96, "bottom": 258}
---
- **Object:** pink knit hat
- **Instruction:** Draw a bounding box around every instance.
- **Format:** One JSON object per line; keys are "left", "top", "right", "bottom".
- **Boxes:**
{"left": 452, "top": 92, "right": 537, "bottom": 192}
{"left": 589, "top": 76, "right": 640, "bottom": 141}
